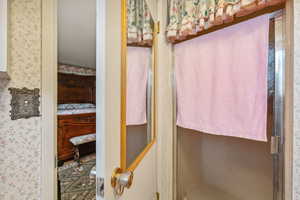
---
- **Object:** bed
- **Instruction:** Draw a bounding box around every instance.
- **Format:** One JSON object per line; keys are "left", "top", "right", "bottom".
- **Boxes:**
{"left": 57, "top": 72, "right": 96, "bottom": 161}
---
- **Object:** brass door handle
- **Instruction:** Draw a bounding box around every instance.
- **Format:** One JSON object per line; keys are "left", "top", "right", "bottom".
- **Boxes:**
{"left": 111, "top": 168, "right": 134, "bottom": 196}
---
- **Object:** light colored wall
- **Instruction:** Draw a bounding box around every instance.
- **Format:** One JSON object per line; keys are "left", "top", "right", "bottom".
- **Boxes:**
{"left": 58, "top": 0, "right": 96, "bottom": 68}
{"left": 178, "top": 128, "right": 273, "bottom": 200}
{"left": 0, "top": 0, "right": 42, "bottom": 199}
{"left": 156, "top": 0, "right": 175, "bottom": 199}
{"left": 293, "top": 1, "right": 300, "bottom": 199}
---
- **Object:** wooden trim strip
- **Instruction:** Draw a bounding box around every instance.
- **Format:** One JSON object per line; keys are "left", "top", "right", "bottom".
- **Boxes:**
{"left": 121, "top": 0, "right": 128, "bottom": 171}
{"left": 127, "top": 139, "right": 157, "bottom": 172}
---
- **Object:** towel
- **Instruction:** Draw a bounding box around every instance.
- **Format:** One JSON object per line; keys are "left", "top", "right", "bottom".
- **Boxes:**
{"left": 175, "top": 15, "right": 269, "bottom": 142}
{"left": 126, "top": 46, "right": 150, "bottom": 125}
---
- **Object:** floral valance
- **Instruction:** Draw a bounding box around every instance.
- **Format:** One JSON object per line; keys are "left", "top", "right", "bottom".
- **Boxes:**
{"left": 167, "top": 0, "right": 285, "bottom": 42}
{"left": 127, "top": 0, "right": 154, "bottom": 45}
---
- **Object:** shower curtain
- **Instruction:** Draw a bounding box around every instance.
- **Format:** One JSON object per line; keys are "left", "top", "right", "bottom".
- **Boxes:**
{"left": 175, "top": 15, "right": 270, "bottom": 141}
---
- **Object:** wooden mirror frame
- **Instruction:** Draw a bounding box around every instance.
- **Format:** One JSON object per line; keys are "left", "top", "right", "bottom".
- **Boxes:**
{"left": 120, "top": 0, "right": 158, "bottom": 172}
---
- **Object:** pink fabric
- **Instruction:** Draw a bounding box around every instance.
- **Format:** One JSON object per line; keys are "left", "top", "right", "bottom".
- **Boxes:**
{"left": 175, "top": 15, "right": 269, "bottom": 142}
{"left": 127, "top": 47, "right": 150, "bottom": 125}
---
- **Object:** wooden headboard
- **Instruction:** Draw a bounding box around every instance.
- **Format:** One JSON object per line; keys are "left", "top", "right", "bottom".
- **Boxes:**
{"left": 58, "top": 73, "right": 96, "bottom": 104}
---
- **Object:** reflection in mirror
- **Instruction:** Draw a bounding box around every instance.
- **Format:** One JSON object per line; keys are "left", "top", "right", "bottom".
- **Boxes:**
{"left": 125, "top": 0, "right": 154, "bottom": 169}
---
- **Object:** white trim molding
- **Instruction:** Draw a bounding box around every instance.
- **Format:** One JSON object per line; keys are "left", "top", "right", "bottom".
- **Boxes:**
{"left": 156, "top": 0, "right": 175, "bottom": 199}
{"left": 41, "top": 0, "right": 58, "bottom": 200}
{"left": 284, "top": 1, "right": 295, "bottom": 199}
{"left": 96, "top": 0, "right": 106, "bottom": 199}
{"left": 0, "top": 0, "right": 8, "bottom": 79}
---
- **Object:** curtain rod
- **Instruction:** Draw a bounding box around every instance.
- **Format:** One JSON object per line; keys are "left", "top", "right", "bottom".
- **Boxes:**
{"left": 173, "top": 3, "right": 285, "bottom": 45}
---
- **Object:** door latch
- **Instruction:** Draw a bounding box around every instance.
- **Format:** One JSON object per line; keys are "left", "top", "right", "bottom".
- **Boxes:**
{"left": 271, "top": 136, "right": 280, "bottom": 154}
{"left": 96, "top": 177, "right": 104, "bottom": 197}
{"left": 111, "top": 168, "right": 134, "bottom": 196}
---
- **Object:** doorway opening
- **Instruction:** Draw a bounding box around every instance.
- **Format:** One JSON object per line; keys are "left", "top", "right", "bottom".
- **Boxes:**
{"left": 56, "top": 0, "right": 98, "bottom": 199}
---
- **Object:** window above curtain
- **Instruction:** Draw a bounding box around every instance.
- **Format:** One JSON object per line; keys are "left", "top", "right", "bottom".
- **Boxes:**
{"left": 166, "top": 0, "right": 284, "bottom": 42}
{"left": 127, "top": 0, "right": 154, "bottom": 45}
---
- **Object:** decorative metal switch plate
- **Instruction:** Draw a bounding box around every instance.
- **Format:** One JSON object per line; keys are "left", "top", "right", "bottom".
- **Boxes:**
{"left": 9, "top": 87, "right": 40, "bottom": 120}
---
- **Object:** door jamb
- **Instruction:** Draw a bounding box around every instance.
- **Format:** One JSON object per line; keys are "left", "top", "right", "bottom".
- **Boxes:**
{"left": 96, "top": 0, "right": 106, "bottom": 199}
{"left": 283, "top": 1, "right": 294, "bottom": 199}
{"left": 41, "top": 0, "right": 58, "bottom": 200}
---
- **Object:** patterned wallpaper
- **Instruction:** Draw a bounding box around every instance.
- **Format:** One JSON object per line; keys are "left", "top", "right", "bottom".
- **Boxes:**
{"left": 0, "top": 0, "right": 42, "bottom": 200}
{"left": 294, "top": 1, "right": 300, "bottom": 199}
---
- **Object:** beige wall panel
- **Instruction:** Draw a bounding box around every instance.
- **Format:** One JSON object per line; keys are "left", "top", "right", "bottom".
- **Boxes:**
{"left": 293, "top": 0, "right": 300, "bottom": 199}
{"left": 0, "top": 0, "right": 42, "bottom": 199}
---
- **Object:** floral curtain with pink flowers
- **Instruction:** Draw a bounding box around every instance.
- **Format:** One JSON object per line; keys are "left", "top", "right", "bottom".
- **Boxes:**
{"left": 166, "top": 0, "right": 284, "bottom": 42}
{"left": 127, "top": 0, "right": 154, "bottom": 45}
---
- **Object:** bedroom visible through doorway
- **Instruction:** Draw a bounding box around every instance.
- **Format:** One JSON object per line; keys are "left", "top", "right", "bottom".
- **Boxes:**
{"left": 57, "top": 0, "right": 97, "bottom": 199}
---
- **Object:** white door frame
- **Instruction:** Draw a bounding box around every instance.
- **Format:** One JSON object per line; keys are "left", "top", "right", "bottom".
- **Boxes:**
{"left": 95, "top": 0, "right": 106, "bottom": 199}
{"left": 41, "top": 0, "right": 58, "bottom": 199}
{"left": 41, "top": 0, "right": 106, "bottom": 199}
{"left": 283, "top": 1, "right": 294, "bottom": 199}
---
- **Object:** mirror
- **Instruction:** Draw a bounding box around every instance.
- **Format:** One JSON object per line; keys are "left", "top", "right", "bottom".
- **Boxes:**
{"left": 121, "top": 0, "right": 156, "bottom": 171}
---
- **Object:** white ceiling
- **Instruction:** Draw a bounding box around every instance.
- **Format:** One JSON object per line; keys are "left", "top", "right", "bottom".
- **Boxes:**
{"left": 58, "top": 0, "right": 96, "bottom": 68}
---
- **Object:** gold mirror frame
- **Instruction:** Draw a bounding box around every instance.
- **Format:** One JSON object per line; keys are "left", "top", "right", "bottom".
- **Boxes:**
{"left": 120, "top": 0, "right": 158, "bottom": 173}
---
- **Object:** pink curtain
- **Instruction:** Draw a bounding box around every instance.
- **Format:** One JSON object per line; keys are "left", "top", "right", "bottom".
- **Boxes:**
{"left": 175, "top": 15, "right": 269, "bottom": 141}
{"left": 126, "top": 47, "right": 150, "bottom": 125}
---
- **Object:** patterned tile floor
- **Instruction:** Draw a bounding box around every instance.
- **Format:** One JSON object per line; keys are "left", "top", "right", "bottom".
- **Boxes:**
{"left": 58, "top": 154, "right": 96, "bottom": 200}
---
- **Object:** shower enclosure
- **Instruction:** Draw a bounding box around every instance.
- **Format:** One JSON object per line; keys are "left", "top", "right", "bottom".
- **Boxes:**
{"left": 175, "top": 11, "right": 285, "bottom": 200}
